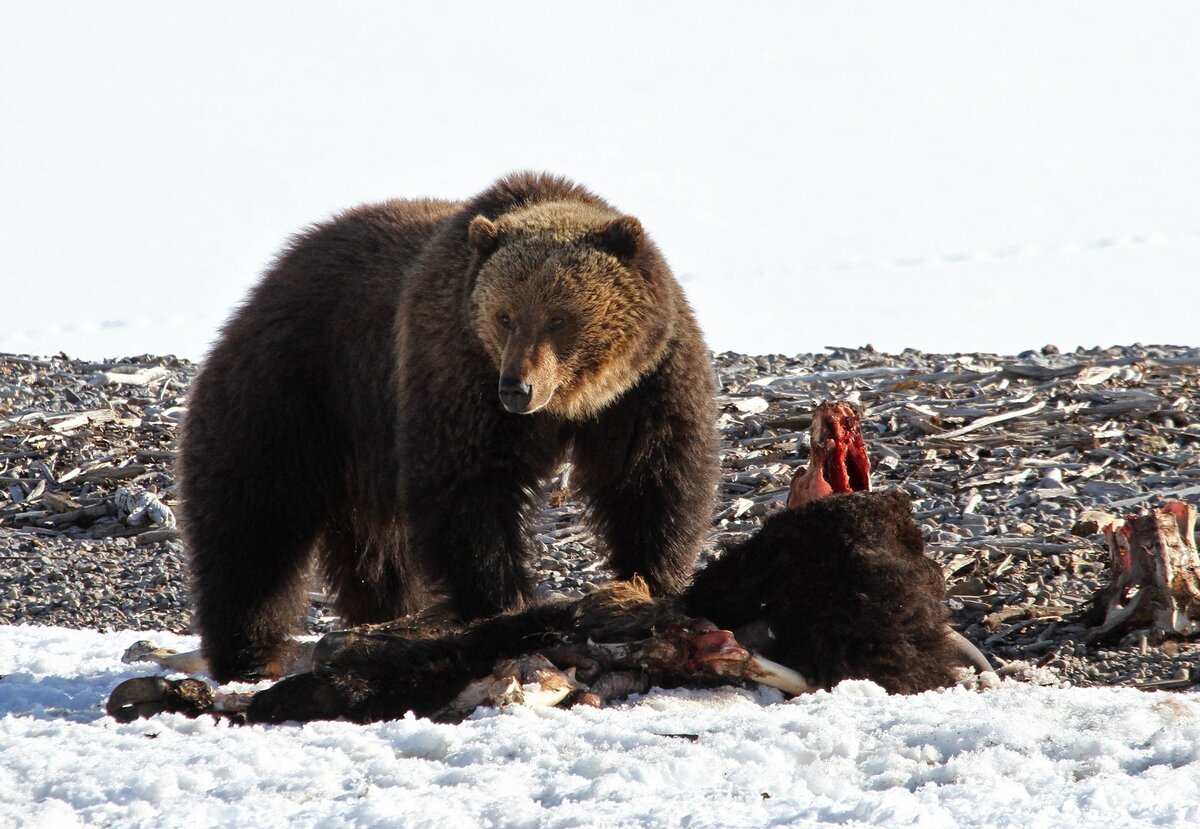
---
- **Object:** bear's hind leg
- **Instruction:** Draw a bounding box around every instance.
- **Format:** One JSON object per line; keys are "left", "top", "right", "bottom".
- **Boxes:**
{"left": 189, "top": 517, "right": 318, "bottom": 683}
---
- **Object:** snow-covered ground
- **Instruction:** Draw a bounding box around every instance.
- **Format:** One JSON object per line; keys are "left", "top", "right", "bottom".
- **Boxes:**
{"left": 2, "top": 2, "right": 1198, "bottom": 359}
{"left": 1, "top": 625, "right": 1198, "bottom": 829}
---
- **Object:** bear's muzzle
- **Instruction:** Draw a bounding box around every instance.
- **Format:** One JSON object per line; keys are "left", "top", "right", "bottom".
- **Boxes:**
{"left": 499, "top": 376, "right": 534, "bottom": 413}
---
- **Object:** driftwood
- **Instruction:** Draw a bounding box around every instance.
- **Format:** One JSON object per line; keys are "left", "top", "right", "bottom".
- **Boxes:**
{"left": 1087, "top": 502, "right": 1200, "bottom": 641}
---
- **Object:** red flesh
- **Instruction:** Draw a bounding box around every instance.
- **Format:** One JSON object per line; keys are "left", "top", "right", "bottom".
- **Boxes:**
{"left": 787, "top": 402, "right": 871, "bottom": 508}
{"left": 688, "top": 629, "right": 750, "bottom": 668}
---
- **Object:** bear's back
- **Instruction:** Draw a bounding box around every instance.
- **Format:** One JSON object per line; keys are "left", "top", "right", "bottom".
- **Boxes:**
{"left": 183, "top": 198, "right": 463, "bottom": 500}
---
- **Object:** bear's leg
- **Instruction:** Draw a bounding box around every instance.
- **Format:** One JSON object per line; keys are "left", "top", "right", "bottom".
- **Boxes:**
{"left": 568, "top": 427, "right": 715, "bottom": 597}
{"left": 573, "top": 455, "right": 708, "bottom": 595}
{"left": 189, "top": 516, "right": 319, "bottom": 683}
{"left": 403, "top": 477, "right": 537, "bottom": 621}
{"left": 571, "top": 366, "right": 718, "bottom": 596}
{"left": 318, "top": 521, "right": 426, "bottom": 625}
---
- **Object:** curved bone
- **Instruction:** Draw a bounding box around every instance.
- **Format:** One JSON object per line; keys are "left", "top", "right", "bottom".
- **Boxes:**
{"left": 121, "top": 639, "right": 317, "bottom": 678}
{"left": 743, "top": 653, "right": 813, "bottom": 696}
{"left": 121, "top": 641, "right": 209, "bottom": 674}
{"left": 945, "top": 627, "right": 992, "bottom": 674}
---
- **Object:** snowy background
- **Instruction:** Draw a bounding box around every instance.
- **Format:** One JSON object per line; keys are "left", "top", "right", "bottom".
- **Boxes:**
{"left": 3, "top": 3, "right": 1200, "bottom": 827}
{"left": 2, "top": 1, "right": 1197, "bottom": 360}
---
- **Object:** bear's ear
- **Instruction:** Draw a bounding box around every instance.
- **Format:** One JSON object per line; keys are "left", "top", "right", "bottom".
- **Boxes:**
{"left": 593, "top": 215, "right": 644, "bottom": 261}
{"left": 468, "top": 215, "right": 503, "bottom": 256}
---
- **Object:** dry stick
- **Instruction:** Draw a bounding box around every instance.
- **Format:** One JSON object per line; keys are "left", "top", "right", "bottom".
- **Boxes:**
{"left": 937, "top": 401, "right": 1048, "bottom": 440}
{"left": 88, "top": 366, "right": 170, "bottom": 387}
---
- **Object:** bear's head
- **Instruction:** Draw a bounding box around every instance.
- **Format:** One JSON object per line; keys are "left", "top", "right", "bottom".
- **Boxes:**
{"left": 468, "top": 201, "right": 676, "bottom": 420}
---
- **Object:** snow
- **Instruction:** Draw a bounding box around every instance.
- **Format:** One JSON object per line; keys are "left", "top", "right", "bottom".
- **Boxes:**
{"left": 2, "top": 2, "right": 1198, "bottom": 360}
{"left": 1, "top": 626, "right": 1199, "bottom": 828}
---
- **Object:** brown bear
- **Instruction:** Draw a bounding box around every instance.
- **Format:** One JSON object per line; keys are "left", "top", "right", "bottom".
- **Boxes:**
{"left": 179, "top": 172, "right": 719, "bottom": 683}
{"left": 235, "top": 405, "right": 965, "bottom": 724}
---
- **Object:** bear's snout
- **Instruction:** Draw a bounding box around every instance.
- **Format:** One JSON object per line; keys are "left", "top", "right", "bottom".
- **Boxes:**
{"left": 498, "top": 376, "right": 534, "bottom": 413}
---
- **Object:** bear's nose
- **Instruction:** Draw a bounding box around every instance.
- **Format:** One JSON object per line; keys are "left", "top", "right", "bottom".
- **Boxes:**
{"left": 498, "top": 376, "right": 533, "bottom": 413}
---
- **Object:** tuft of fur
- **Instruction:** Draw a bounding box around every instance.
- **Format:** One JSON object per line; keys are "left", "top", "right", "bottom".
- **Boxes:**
{"left": 180, "top": 172, "right": 718, "bottom": 682}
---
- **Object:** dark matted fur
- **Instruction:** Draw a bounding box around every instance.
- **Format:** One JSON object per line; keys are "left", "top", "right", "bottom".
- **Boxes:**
{"left": 246, "top": 491, "right": 959, "bottom": 724}
{"left": 686, "top": 490, "right": 959, "bottom": 695}
{"left": 180, "top": 173, "right": 718, "bottom": 683}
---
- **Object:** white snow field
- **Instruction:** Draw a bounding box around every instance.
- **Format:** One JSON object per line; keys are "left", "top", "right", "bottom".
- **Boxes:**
{"left": 1, "top": 626, "right": 1199, "bottom": 829}
{"left": 2, "top": 2, "right": 1198, "bottom": 359}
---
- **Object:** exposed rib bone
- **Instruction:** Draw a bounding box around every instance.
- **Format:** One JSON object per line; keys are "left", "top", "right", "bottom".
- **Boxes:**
{"left": 788, "top": 401, "right": 871, "bottom": 507}
{"left": 1088, "top": 501, "right": 1200, "bottom": 641}
{"left": 437, "top": 654, "right": 583, "bottom": 720}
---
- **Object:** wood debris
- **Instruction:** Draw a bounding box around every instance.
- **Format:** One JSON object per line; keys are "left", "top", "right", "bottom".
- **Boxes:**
{"left": 4, "top": 343, "right": 1200, "bottom": 689}
{"left": 0, "top": 354, "right": 187, "bottom": 546}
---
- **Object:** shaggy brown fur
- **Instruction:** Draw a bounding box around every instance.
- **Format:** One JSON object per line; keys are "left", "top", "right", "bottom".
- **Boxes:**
{"left": 685, "top": 490, "right": 959, "bottom": 695}
{"left": 180, "top": 173, "right": 719, "bottom": 683}
{"left": 246, "top": 491, "right": 960, "bottom": 724}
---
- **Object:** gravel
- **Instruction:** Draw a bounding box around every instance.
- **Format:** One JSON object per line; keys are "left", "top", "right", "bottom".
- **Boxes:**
{"left": 2, "top": 344, "right": 1198, "bottom": 691}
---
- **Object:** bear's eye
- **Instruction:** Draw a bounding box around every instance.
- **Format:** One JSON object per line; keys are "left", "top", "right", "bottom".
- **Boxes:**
{"left": 499, "top": 313, "right": 512, "bottom": 330}
{"left": 547, "top": 316, "right": 566, "bottom": 332}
